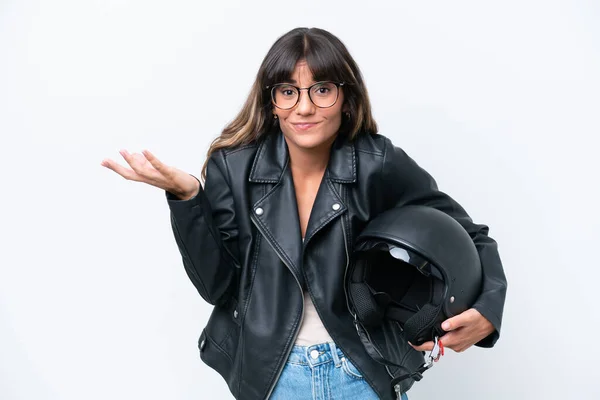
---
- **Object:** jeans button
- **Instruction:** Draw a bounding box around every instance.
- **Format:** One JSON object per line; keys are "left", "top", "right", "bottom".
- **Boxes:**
{"left": 310, "top": 350, "right": 319, "bottom": 359}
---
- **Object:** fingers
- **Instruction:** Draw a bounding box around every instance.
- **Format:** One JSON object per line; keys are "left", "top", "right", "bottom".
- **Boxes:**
{"left": 115, "top": 149, "right": 159, "bottom": 182}
{"left": 435, "top": 331, "right": 458, "bottom": 351}
{"left": 441, "top": 308, "right": 480, "bottom": 332}
{"left": 408, "top": 340, "right": 434, "bottom": 352}
{"left": 119, "top": 150, "right": 146, "bottom": 175}
{"left": 408, "top": 310, "right": 491, "bottom": 355}
{"left": 141, "top": 149, "right": 166, "bottom": 173}
{"left": 441, "top": 316, "right": 459, "bottom": 332}
{"left": 410, "top": 333, "right": 465, "bottom": 353}
{"left": 439, "top": 331, "right": 470, "bottom": 353}
{"left": 101, "top": 148, "right": 177, "bottom": 193}
{"left": 101, "top": 150, "right": 155, "bottom": 182}
{"left": 100, "top": 157, "right": 139, "bottom": 181}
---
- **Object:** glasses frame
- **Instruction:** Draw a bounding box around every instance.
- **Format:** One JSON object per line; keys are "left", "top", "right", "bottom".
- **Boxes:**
{"left": 266, "top": 81, "right": 345, "bottom": 110}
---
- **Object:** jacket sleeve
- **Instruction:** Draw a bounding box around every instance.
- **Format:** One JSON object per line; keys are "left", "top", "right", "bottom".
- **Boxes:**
{"left": 381, "top": 137, "right": 507, "bottom": 348}
{"left": 165, "top": 150, "right": 240, "bottom": 306}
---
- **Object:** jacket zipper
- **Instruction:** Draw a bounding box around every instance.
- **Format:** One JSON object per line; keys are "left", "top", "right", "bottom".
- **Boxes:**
{"left": 341, "top": 218, "right": 395, "bottom": 379}
{"left": 250, "top": 215, "right": 305, "bottom": 400}
{"left": 341, "top": 219, "right": 356, "bottom": 322}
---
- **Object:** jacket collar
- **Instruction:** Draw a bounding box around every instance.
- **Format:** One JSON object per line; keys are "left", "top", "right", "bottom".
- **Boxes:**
{"left": 249, "top": 129, "right": 357, "bottom": 184}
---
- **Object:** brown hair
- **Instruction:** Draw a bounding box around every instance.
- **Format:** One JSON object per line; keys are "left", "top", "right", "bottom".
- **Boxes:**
{"left": 201, "top": 27, "right": 378, "bottom": 180}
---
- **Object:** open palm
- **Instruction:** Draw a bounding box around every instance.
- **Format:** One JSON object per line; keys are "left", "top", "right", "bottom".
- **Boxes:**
{"left": 101, "top": 149, "right": 200, "bottom": 200}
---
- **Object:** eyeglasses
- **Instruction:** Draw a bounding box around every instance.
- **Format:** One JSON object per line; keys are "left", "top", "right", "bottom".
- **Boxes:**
{"left": 266, "top": 81, "right": 344, "bottom": 110}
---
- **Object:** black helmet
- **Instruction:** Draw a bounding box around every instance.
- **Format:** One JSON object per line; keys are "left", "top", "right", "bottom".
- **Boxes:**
{"left": 347, "top": 205, "right": 483, "bottom": 394}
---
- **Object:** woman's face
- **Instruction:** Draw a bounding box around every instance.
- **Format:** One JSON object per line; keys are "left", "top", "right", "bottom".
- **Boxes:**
{"left": 272, "top": 60, "right": 346, "bottom": 153}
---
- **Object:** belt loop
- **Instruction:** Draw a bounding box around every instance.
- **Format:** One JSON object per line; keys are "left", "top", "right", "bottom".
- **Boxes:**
{"left": 303, "top": 345, "right": 311, "bottom": 364}
{"left": 328, "top": 342, "right": 341, "bottom": 367}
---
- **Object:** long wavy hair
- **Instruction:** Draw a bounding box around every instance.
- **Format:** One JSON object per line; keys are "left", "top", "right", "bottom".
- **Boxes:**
{"left": 201, "top": 27, "right": 378, "bottom": 180}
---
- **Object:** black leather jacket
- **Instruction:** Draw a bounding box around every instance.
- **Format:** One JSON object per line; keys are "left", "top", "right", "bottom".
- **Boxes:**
{"left": 165, "top": 130, "right": 507, "bottom": 400}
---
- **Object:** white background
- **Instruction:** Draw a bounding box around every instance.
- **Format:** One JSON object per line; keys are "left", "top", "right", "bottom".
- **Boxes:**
{"left": 1, "top": 0, "right": 599, "bottom": 399}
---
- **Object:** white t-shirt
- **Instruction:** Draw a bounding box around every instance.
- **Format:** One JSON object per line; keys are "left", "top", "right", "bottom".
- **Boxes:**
{"left": 295, "top": 292, "right": 335, "bottom": 345}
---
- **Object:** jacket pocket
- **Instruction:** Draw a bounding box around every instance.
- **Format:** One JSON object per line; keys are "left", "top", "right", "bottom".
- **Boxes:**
{"left": 199, "top": 297, "right": 241, "bottom": 395}
{"left": 199, "top": 328, "right": 234, "bottom": 382}
{"left": 205, "top": 297, "right": 241, "bottom": 356}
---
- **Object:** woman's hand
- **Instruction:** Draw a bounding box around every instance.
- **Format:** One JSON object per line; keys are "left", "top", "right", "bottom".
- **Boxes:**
{"left": 409, "top": 308, "right": 494, "bottom": 353}
{"left": 101, "top": 149, "right": 200, "bottom": 200}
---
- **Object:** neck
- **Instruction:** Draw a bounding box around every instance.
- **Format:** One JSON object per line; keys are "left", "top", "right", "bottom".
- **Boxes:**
{"left": 286, "top": 139, "right": 335, "bottom": 177}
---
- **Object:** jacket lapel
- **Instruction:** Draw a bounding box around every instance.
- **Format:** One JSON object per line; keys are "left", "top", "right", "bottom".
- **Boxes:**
{"left": 303, "top": 173, "right": 346, "bottom": 245}
{"left": 249, "top": 132, "right": 303, "bottom": 281}
{"left": 303, "top": 133, "right": 356, "bottom": 246}
{"left": 248, "top": 130, "right": 357, "bottom": 279}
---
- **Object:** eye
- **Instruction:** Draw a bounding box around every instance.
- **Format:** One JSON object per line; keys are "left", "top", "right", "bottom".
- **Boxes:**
{"left": 311, "top": 82, "right": 336, "bottom": 97}
{"left": 277, "top": 85, "right": 297, "bottom": 97}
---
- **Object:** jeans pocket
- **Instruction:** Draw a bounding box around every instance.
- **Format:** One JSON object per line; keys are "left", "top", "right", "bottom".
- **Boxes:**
{"left": 340, "top": 356, "right": 364, "bottom": 380}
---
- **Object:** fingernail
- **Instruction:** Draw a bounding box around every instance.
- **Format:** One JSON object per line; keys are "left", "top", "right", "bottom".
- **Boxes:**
{"left": 442, "top": 322, "right": 450, "bottom": 330}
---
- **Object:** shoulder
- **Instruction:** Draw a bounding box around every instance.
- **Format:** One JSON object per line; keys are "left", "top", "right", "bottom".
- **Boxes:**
{"left": 352, "top": 132, "right": 411, "bottom": 166}
{"left": 354, "top": 132, "right": 435, "bottom": 191}
{"left": 202, "top": 141, "right": 260, "bottom": 188}
{"left": 213, "top": 141, "right": 259, "bottom": 161}
{"left": 353, "top": 132, "right": 386, "bottom": 155}
{"left": 208, "top": 141, "right": 259, "bottom": 171}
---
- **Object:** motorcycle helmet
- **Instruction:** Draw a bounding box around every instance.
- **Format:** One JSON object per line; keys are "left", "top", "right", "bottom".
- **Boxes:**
{"left": 347, "top": 205, "right": 483, "bottom": 393}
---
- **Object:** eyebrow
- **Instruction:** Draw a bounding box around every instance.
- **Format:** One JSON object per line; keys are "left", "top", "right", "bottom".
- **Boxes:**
{"left": 281, "top": 79, "right": 319, "bottom": 86}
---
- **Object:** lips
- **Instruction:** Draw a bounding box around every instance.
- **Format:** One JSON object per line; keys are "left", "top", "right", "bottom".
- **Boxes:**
{"left": 292, "top": 122, "right": 320, "bottom": 131}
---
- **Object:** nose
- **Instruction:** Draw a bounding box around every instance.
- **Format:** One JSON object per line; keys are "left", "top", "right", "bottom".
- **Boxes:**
{"left": 295, "top": 89, "right": 316, "bottom": 115}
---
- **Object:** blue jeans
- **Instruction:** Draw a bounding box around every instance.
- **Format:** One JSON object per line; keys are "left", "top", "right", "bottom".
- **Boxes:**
{"left": 270, "top": 342, "right": 408, "bottom": 400}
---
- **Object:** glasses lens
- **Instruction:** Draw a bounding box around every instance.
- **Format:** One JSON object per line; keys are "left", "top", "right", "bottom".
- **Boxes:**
{"left": 310, "top": 82, "right": 338, "bottom": 108}
{"left": 272, "top": 85, "right": 298, "bottom": 109}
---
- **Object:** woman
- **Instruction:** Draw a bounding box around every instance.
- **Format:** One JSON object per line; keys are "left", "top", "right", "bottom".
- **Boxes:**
{"left": 101, "top": 27, "right": 507, "bottom": 400}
